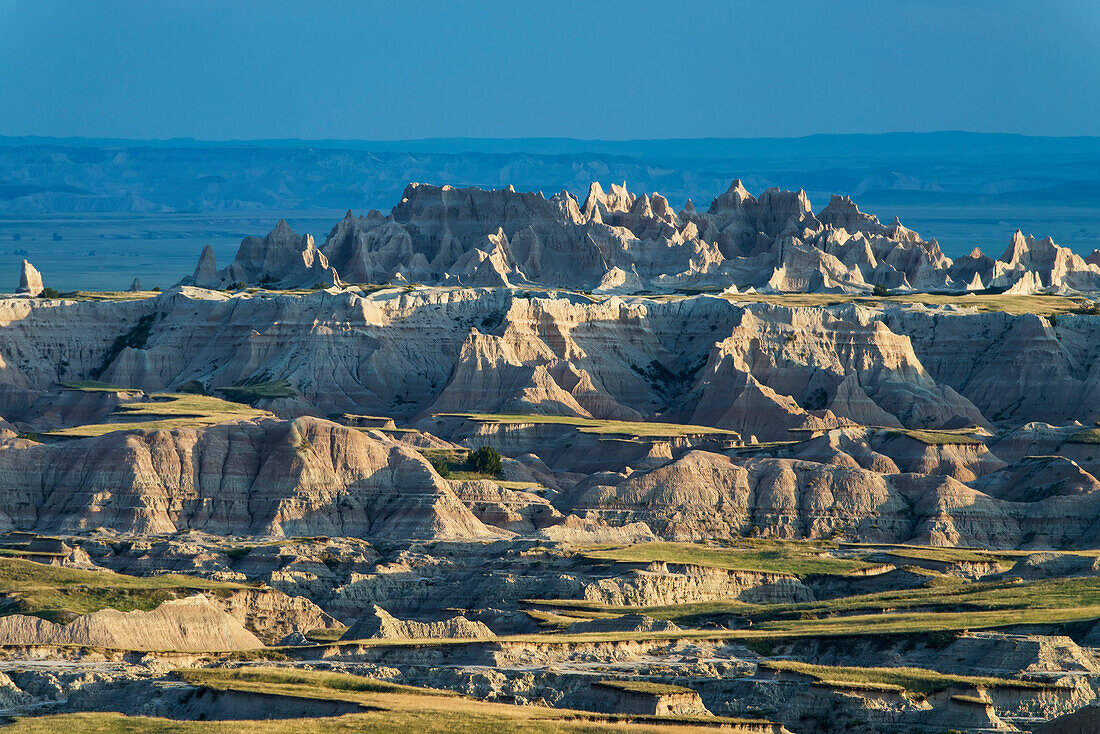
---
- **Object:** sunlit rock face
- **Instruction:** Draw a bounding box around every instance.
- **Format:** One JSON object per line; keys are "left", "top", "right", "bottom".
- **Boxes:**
{"left": 179, "top": 180, "right": 1100, "bottom": 295}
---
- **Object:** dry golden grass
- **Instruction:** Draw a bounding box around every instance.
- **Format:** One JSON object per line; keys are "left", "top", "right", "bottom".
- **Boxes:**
{"left": 579, "top": 540, "right": 873, "bottom": 577}
{"left": 436, "top": 413, "right": 739, "bottom": 439}
{"left": 0, "top": 711, "right": 749, "bottom": 734}
{"left": 760, "top": 660, "right": 1050, "bottom": 699}
{"left": 45, "top": 393, "right": 270, "bottom": 438}
{"left": 66, "top": 667, "right": 769, "bottom": 733}
{"left": 0, "top": 556, "right": 251, "bottom": 622}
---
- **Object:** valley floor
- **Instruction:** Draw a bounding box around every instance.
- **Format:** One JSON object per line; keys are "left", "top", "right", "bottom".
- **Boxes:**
{"left": 2, "top": 286, "right": 1100, "bottom": 731}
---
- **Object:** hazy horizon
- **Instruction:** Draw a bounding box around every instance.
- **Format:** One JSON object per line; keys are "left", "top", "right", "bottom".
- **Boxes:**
{"left": 6, "top": 130, "right": 1100, "bottom": 144}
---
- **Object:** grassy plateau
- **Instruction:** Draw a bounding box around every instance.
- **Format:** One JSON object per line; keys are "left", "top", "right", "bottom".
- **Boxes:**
{"left": 0, "top": 556, "right": 251, "bottom": 622}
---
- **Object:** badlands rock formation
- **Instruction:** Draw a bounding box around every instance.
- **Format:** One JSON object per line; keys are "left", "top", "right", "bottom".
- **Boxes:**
{"left": 2, "top": 286, "right": 1100, "bottom": 546}
{"left": 5, "top": 180, "right": 1100, "bottom": 734}
{"left": 341, "top": 604, "right": 494, "bottom": 640}
{"left": 181, "top": 181, "right": 1100, "bottom": 295}
{"left": 183, "top": 221, "right": 342, "bottom": 289}
{"left": 0, "top": 417, "right": 491, "bottom": 540}
{"left": 0, "top": 596, "right": 262, "bottom": 651}
{"left": 16, "top": 260, "right": 43, "bottom": 297}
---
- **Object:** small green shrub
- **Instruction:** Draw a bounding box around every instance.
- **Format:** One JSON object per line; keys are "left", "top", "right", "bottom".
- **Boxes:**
{"left": 466, "top": 445, "right": 502, "bottom": 476}
{"left": 872, "top": 283, "right": 889, "bottom": 297}
{"left": 39, "top": 287, "right": 61, "bottom": 298}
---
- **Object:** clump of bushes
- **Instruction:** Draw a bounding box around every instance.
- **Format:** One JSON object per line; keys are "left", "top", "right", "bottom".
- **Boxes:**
{"left": 466, "top": 446, "right": 502, "bottom": 476}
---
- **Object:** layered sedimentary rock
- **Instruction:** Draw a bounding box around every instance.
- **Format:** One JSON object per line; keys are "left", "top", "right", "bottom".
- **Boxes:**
{"left": 215, "top": 587, "right": 344, "bottom": 643}
{"left": 566, "top": 448, "right": 1100, "bottom": 548}
{"left": 4, "top": 284, "right": 1100, "bottom": 545}
{"left": 0, "top": 595, "right": 262, "bottom": 651}
{"left": 0, "top": 416, "right": 492, "bottom": 540}
{"left": 341, "top": 604, "right": 494, "bottom": 640}
{"left": 5, "top": 286, "right": 1100, "bottom": 432}
{"left": 179, "top": 180, "right": 1100, "bottom": 295}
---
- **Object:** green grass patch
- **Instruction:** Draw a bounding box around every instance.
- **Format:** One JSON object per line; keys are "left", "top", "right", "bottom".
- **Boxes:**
{"left": 0, "top": 556, "right": 250, "bottom": 621}
{"left": 0, "top": 708, "right": 766, "bottom": 734}
{"left": 113, "top": 394, "right": 267, "bottom": 419}
{"left": 436, "top": 413, "right": 740, "bottom": 440}
{"left": 840, "top": 543, "right": 1019, "bottom": 566}
{"left": 178, "top": 667, "right": 458, "bottom": 698}
{"left": 760, "top": 660, "right": 1048, "bottom": 699}
{"left": 303, "top": 626, "right": 349, "bottom": 643}
{"left": 494, "top": 480, "right": 543, "bottom": 491}
{"left": 1067, "top": 428, "right": 1100, "bottom": 444}
{"left": 58, "top": 381, "right": 125, "bottom": 392}
{"left": 418, "top": 449, "right": 499, "bottom": 481}
{"left": 748, "top": 575, "right": 1100, "bottom": 624}
{"left": 89, "top": 666, "right": 771, "bottom": 733}
{"left": 528, "top": 573, "right": 1100, "bottom": 638}
{"left": 45, "top": 393, "right": 271, "bottom": 438}
{"left": 524, "top": 608, "right": 620, "bottom": 631}
{"left": 813, "top": 679, "right": 903, "bottom": 694}
{"left": 885, "top": 429, "right": 982, "bottom": 446}
{"left": 595, "top": 680, "right": 695, "bottom": 696}
{"left": 52, "top": 291, "right": 159, "bottom": 302}
{"left": 579, "top": 540, "right": 874, "bottom": 578}
{"left": 217, "top": 379, "right": 297, "bottom": 404}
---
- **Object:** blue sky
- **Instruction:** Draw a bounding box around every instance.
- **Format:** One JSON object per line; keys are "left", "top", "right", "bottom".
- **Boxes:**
{"left": 1, "top": 0, "right": 1098, "bottom": 140}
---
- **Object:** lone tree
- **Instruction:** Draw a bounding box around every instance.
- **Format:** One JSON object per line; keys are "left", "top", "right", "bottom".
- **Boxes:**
{"left": 872, "top": 282, "right": 890, "bottom": 297}
{"left": 466, "top": 446, "right": 502, "bottom": 476}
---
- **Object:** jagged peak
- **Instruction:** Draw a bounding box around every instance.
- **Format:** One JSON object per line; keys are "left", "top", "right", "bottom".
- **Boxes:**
{"left": 17, "top": 258, "right": 43, "bottom": 296}
{"left": 796, "top": 188, "right": 812, "bottom": 211}
{"left": 725, "top": 179, "right": 750, "bottom": 198}
{"left": 1001, "top": 229, "right": 1032, "bottom": 263}
{"left": 708, "top": 179, "right": 755, "bottom": 213}
{"left": 190, "top": 244, "right": 218, "bottom": 288}
{"left": 650, "top": 193, "right": 672, "bottom": 219}
{"left": 582, "top": 182, "right": 606, "bottom": 213}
